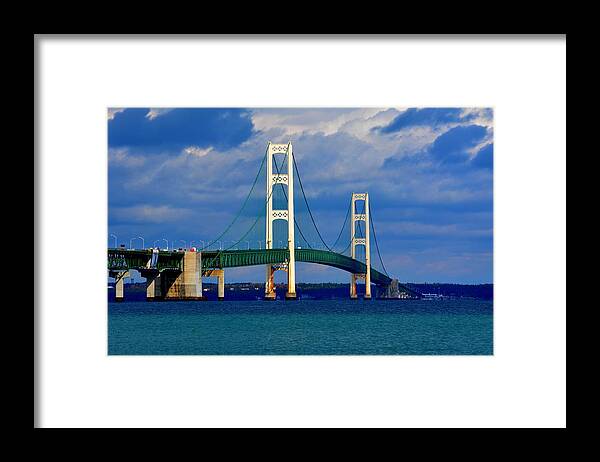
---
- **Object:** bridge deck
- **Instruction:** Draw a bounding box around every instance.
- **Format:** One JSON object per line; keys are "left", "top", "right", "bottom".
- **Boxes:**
{"left": 108, "top": 248, "right": 392, "bottom": 286}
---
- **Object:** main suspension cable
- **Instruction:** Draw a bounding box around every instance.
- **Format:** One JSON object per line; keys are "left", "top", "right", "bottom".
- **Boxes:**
{"left": 203, "top": 150, "right": 288, "bottom": 268}
{"left": 199, "top": 152, "right": 267, "bottom": 251}
{"left": 291, "top": 152, "right": 334, "bottom": 251}
{"left": 369, "top": 201, "right": 389, "bottom": 276}
{"left": 330, "top": 196, "right": 351, "bottom": 251}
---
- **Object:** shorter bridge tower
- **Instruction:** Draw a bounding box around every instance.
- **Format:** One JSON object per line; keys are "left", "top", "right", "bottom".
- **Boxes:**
{"left": 350, "top": 192, "right": 371, "bottom": 299}
{"left": 265, "top": 141, "right": 296, "bottom": 300}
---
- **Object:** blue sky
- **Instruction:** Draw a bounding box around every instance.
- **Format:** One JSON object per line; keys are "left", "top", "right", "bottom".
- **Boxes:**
{"left": 108, "top": 107, "right": 493, "bottom": 284}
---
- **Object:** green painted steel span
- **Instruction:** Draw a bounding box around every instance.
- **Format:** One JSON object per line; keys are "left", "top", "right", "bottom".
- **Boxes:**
{"left": 107, "top": 248, "right": 392, "bottom": 286}
{"left": 108, "top": 249, "right": 183, "bottom": 272}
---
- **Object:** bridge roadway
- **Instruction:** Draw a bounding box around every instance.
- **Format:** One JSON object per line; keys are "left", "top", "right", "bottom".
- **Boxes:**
{"left": 108, "top": 247, "right": 392, "bottom": 286}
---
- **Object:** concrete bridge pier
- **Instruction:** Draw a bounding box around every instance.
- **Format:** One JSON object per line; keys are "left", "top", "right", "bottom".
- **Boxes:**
{"left": 377, "top": 278, "right": 400, "bottom": 299}
{"left": 350, "top": 273, "right": 358, "bottom": 299}
{"left": 205, "top": 269, "right": 225, "bottom": 300}
{"left": 140, "top": 269, "right": 162, "bottom": 301}
{"left": 264, "top": 266, "right": 276, "bottom": 300}
{"left": 264, "top": 264, "right": 297, "bottom": 300}
{"left": 285, "top": 263, "right": 296, "bottom": 300}
{"left": 110, "top": 270, "right": 129, "bottom": 302}
{"left": 148, "top": 274, "right": 162, "bottom": 300}
{"left": 163, "top": 251, "right": 203, "bottom": 300}
{"left": 350, "top": 273, "right": 371, "bottom": 299}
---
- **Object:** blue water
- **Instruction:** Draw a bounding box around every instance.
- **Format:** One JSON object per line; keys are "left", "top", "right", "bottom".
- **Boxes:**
{"left": 108, "top": 299, "right": 493, "bottom": 355}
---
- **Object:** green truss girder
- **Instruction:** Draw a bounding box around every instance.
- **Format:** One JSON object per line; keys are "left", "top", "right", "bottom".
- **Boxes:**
{"left": 199, "top": 249, "right": 390, "bottom": 285}
{"left": 107, "top": 249, "right": 183, "bottom": 272}
{"left": 107, "top": 248, "right": 392, "bottom": 286}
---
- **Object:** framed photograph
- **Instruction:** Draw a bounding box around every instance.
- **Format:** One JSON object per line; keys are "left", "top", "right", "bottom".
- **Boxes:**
{"left": 35, "top": 35, "right": 566, "bottom": 428}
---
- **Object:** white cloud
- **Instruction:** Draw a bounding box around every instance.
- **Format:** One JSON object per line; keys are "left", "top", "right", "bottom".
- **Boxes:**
{"left": 337, "top": 108, "right": 400, "bottom": 140}
{"left": 251, "top": 108, "right": 395, "bottom": 140}
{"left": 183, "top": 146, "right": 213, "bottom": 158}
{"left": 111, "top": 205, "right": 193, "bottom": 223}
{"left": 146, "top": 108, "right": 173, "bottom": 120}
{"left": 107, "top": 108, "right": 125, "bottom": 120}
{"left": 108, "top": 148, "right": 145, "bottom": 167}
{"left": 461, "top": 108, "right": 494, "bottom": 129}
{"left": 108, "top": 107, "right": 173, "bottom": 120}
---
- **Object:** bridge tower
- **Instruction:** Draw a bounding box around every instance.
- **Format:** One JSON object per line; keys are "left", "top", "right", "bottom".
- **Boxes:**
{"left": 265, "top": 141, "right": 296, "bottom": 300}
{"left": 350, "top": 192, "right": 371, "bottom": 299}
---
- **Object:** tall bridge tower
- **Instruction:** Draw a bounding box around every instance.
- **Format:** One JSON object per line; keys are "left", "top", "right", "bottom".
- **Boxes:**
{"left": 350, "top": 192, "right": 371, "bottom": 299}
{"left": 265, "top": 142, "right": 296, "bottom": 300}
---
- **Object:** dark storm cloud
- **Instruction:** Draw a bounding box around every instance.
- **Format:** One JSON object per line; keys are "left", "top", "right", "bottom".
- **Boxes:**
{"left": 375, "top": 108, "right": 475, "bottom": 134}
{"left": 108, "top": 108, "right": 255, "bottom": 152}
{"left": 429, "top": 125, "right": 489, "bottom": 164}
{"left": 384, "top": 124, "right": 489, "bottom": 168}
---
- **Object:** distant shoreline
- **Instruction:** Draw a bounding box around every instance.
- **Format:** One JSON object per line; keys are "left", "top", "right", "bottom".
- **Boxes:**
{"left": 110, "top": 282, "right": 493, "bottom": 300}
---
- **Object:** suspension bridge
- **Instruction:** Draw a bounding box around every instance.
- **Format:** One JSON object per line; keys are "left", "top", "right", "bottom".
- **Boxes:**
{"left": 108, "top": 142, "right": 420, "bottom": 301}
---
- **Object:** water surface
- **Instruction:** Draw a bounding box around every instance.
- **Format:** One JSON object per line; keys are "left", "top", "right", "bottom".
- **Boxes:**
{"left": 108, "top": 299, "right": 493, "bottom": 355}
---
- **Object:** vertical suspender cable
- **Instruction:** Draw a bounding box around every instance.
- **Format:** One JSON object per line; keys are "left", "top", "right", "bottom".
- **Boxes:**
{"left": 369, "top": 201, "right": 389, "bottom": 277}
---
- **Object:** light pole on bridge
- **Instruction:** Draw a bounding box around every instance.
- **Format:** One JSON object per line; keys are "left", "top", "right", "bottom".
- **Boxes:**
{"left": 130, "top": 236, "right": 145, "bottom": 250}
{"left": 110, "top": 233, "right": 117, "bottom": 248}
